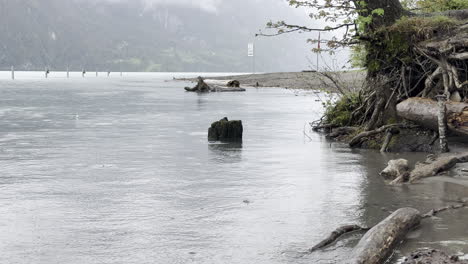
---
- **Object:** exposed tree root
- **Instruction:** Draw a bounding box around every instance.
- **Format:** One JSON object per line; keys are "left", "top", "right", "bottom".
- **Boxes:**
{"left": 309, "top": 225, "right": 369, "bottom": 253}
{"left": 349, "top": 124, "right": 417, "bottom": 148}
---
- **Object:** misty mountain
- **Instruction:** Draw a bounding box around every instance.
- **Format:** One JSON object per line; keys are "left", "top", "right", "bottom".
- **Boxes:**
{"left": 0, "top": 0, "right": 315, "bottom": 72}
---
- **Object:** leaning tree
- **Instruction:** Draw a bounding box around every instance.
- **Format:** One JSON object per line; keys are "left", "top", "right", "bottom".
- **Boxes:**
{"left": 264, "top": 0, "right": 468, "bottom": 132}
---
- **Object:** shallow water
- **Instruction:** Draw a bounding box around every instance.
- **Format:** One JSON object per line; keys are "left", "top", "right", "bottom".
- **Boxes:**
{"left": 0, "top": 72, "right": 467, "bottom": 264}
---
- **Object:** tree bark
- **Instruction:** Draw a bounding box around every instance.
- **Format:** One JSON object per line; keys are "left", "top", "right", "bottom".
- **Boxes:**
{"left": 436, "top": 95, "right": 450, "bottom": 152}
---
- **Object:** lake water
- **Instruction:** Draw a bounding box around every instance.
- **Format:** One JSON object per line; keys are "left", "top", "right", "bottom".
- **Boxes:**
{"left": 0, "top": 72, "right": 467, "bottom": 264}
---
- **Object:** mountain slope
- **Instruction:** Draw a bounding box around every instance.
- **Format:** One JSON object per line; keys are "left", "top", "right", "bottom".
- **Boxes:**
{"left": 0, "top": 0, "right": 313, "bottom": 72}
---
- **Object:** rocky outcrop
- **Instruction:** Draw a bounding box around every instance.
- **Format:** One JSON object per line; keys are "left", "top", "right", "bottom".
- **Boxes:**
{"left": 208, "top": 117, "right": 243, "bottom": 141}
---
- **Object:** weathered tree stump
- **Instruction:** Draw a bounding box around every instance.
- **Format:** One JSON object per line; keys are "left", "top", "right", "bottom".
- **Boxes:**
{"left": 348, "top": 208, "right": 421, "bottom": 264}
{"left": 185, "top": 76, "right": 212, "bottom": 92}
{"left": 208, "top": 117, "right": 243, "bottom": 141}
{"left": 227, "top": 80, "right": 240, "bottom": 88}
{"left": 380, "top": 159, "right": 409, "bottom": 181}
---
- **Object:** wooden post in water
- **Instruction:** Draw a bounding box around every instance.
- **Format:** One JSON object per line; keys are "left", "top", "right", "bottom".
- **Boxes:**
{"left": 436, "top": 94, "right": 449, "bottom": 153}
{"left": 96, "top": 71, "right": 98, "bottom": 77}
{"left": 67, "top": 66, "right": 70, "bottom": 78}
{"left": 11, "top": 66, "right": 14, "bottom": 80}
{"left": 82, "top": 69, "right": 86, "bottom": 78}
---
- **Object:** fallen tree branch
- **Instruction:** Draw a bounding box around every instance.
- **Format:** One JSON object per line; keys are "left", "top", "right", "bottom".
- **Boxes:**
{"left": 421, "top": 202, "right": 468, "bottom": 219}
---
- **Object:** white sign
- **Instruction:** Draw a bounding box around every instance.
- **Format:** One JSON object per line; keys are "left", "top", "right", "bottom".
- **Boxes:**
{"left": 247, "top": 43, "right": 254, "bottom": 57}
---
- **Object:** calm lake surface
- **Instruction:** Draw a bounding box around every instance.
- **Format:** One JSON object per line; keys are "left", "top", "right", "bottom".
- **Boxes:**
{"left": 0, "top": 72, "right": 467, "bottom": 264}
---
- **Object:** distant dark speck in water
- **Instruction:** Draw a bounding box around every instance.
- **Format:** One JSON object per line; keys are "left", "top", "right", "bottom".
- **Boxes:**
{"left": 189, "top": 252, "right": 196, "bottom": 255}
{"left": 243, "top": 199, "right": 251, "bottom": 204}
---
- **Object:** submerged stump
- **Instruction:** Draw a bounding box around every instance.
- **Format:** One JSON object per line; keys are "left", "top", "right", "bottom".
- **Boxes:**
{"left": 208, "top": 117, "right": 243, "bottom": 142}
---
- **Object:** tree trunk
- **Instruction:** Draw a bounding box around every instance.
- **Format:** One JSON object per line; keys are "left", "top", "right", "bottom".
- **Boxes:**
{"left": 436, "top": 95, "right": 450, "bottom": 152}
{"left": 397, "top": 98, "right": 468, "bottom": 136}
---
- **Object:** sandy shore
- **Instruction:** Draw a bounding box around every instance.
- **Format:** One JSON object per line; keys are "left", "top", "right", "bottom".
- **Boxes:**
{"left": 177, "top": 71, "right": 366, "bottom": 91}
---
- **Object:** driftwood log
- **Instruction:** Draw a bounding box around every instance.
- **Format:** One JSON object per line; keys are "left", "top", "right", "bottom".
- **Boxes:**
{"left": 309, "top": 203, "right": 468, "bottom": 263}
{"left": 397, "top": 98, "right": 468, "bottom": 136}
{"left": 185, "top": 77, "right": 212, "bottom": 92}
{"left": 409, "top": 152, "right": 468, "bottom": 182}
{"left": 348, "top": 208, "right": 421, "bottom": 264}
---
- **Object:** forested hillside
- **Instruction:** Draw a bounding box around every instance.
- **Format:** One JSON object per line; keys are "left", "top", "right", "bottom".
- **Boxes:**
{"left": 0, "top": 0, "right": 312, "bottom": 72}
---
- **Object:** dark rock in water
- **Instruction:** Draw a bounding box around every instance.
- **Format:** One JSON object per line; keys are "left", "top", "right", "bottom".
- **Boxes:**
{"left": 208, "top": 117, "right": 243, "bottom": 141}
{"left": 227, "top": 80, "right": 240, "bottom": 88}
{"left": 185, "top": 76, "right": 212, "bottom": 92}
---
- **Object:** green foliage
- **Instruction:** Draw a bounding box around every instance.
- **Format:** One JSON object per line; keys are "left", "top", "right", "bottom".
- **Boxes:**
{"left": 389, "top": 15, "right": 458, "bottom": 39}
{"left": 350, "top": 45, "right": 367, "bottom": 69}
{"left": 365, "top": 15, "right": 459, "bottom": 73}
{"left": 417, "top": 0, "right": 468, "bottom": 12}
{"left": 324, "top": 93, "right": 361, "bottom": 126}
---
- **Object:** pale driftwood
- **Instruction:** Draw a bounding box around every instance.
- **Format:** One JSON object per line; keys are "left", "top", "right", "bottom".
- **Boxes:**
{"left": 309, "top": 225, "right": 369, "bottom": 252}
{"left": 410, "top": 155, "right": 460, "bottom": 182}
{"left": 348, "top": 208, "right": 421, "bottom": 264}
{"left": 380, "top": 159, "right": 409, "bottom": 180}
{"left": 397, "top": 98, "right": 468, "bottom": 137}
{"left": 211, "top": 85, "right": 246, "bottom": 92}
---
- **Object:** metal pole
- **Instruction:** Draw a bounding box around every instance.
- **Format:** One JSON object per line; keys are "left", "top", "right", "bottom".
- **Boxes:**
{"left": 11, "top": 66, "right": 14, "bottom": 80}
{"left": 317, "top": 32, "right": 321, "bottom": 71}
{"left": 253, "top": 40, "right": 256, "bottom": 74}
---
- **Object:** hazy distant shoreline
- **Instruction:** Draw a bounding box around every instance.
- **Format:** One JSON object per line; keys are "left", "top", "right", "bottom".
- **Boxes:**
{"left": 176, "top": 71, "right": 366, "bottom": 91}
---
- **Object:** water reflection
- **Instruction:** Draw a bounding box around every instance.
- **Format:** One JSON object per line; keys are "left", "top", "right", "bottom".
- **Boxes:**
{"left": 208, "top": 142, "right": 243, "bottom": 163}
